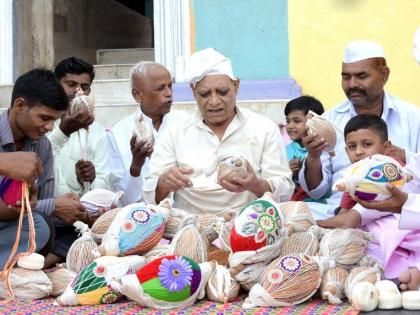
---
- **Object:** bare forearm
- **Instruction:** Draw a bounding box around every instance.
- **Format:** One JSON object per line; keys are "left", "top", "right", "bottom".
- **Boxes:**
{"left": 304, "top": 155, "right": 323, "bottom": 190}
{"left": 154, "top": 177, "right": 171, "bottom": 204}
{"left": 0, "top": 201, "right": 19, "bottom": 221}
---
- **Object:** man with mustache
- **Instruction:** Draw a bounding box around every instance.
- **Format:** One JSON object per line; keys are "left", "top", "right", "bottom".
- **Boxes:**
{"left": 299, "top": 40, "right": 420, "bottom": 220}
{"left": 108, "top": 61, "right": 189, "bottom": 205}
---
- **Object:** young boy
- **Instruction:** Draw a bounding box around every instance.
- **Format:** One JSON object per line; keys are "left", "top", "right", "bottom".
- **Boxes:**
{"left": 284, "top": 96, "right": 325, "bottom": 201}
{"left": 317, "top": 114, "right": 396, "bottom": 228}
{"left": 318, "top": 114, "right": 420, "bottom": 291}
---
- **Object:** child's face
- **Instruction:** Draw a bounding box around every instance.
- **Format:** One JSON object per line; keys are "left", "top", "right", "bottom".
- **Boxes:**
{"left": 286, "top": 110, "right": 307, "bottom": 141}
{"left": 345, "top": 128, "right": 390, "bottom": 163}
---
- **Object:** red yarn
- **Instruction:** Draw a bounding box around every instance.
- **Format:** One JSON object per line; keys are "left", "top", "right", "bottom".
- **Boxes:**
{"left": 230, "top": 224, "right": 267, "bottom": 253}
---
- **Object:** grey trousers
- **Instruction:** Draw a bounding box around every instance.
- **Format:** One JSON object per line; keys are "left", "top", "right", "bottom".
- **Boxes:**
{"left": 0, "top": 212, "right": 50, "bottom": 270}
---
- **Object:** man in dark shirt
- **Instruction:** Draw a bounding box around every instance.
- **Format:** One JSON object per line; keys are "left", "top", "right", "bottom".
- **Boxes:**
{"left": 0, "top": 69, "right": 86, "bottom": 269}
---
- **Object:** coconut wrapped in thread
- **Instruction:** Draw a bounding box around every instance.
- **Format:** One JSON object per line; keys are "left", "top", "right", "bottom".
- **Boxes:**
{"left": 114, "top": 255, "right": 214, "bottom": 309}
{"left": 80, "top": 189, "right": 124, "bottom": 216}
{"left": 243, "top": 254, "right": 335, "bottom": 308}
{"left": 214, "top": 217, "right": 232, "bottom": 252}
{"left": 320, "top": 267, "right": 349, "bottom": 304}
{"left": 206, "top": 263, "right": 240, "bottom": 303}
{"left": 91, "top": 207, "right": 122, "bottom": 243}
{"left": 216, "top": 154, "right": 248, "bottom": 183}
{"left": 45, "top": 266, "right": 77, "bottom": 297}
{"left": 345, "top": 263, "right": 382, "bottom": 302}
{"left": 319, "top": 228, "right": 373, "bottom": 269}
{"left": 306, "top": 110, "right": 337, "bottom": 156}
{"left": 69, "top": 89, "right": 94, "bottom": 116}
{"left": 279, "top": 201, "right": 316, "bottom": 235}
{"left": 334, "top": 154, "right": 413, "bottom": 202}
{"left": 234, "top": 261, "right": 269, "bottom": 292}
{"left": 55, "top": 255, "right": 146, "bottom": 306}
{"left": 0, "top": 268, "right": 52, "bottom": 300}
{"left": 229, "top": 193, "right": 287, "bottom": 274}
{"left": 145, "top": 244, "right": 170, "bottom": 263}
{"left": 280, "top": 225, "right": 323, "bottom": 256}
{"left": 66, "top": 221, "right": 98, "bottom": 273}
{"left": 162, "top": 206, "right": 190, "bottom": 240}
{"left": 196, "top": 210, "right": 234, "bottom": 243}
{"left": 133, "top": 111, "right": 154, "bottom": 145}
{"left": 167, "top": 218, "right": 209, "bottom": 263}
{"left": 93, "top": 199, "right": 171, "bottom": 257}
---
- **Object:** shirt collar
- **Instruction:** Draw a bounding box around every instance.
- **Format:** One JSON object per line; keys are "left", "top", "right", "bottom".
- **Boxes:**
{"left": 0, "top": 110, "right": 15, "bottom": 147}
{"left": 193, "top": 105, "right": 245, "bottom": 131}
{"left": 0, "top": 109, "right": 38, "bottom": 149}
{"left": 334, "top": 91, "right": 395, "bottom": 118}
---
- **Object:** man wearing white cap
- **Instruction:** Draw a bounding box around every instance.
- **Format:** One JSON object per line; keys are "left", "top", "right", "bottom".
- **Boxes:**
{"left": 143, "top": 48, "right": 293, "bottom": 214}
{"left": 298, "top": 40, "right": 420, "bottom": 220}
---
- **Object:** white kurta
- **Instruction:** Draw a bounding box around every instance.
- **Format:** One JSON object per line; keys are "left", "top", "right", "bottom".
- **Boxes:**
{"left": 143, "top": 106, "right": 294, "bottom": 215}
{"left": 108, "top": 108, "right": 190, "bottom": 205}
{"left": 48, "top": 120, "right": 110, "bottom": 196}
{"left": 299, "top": 92, "right": 420, "bottom": 219}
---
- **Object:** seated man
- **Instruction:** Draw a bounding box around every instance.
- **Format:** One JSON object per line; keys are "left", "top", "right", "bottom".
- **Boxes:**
{"left": 299, "top": 40, "right": 420, "bottom": 220}
{"left": 48, "top": 57, "right": 110, "bottom": 196}
{"left": 143, "top": 48, "right": 294, "bottom": 214}
{"left": 108, "top": 61, "right": 189, "bottom": 205}
{"left": 0, "top": 69, "right": 86, "bottom": 269}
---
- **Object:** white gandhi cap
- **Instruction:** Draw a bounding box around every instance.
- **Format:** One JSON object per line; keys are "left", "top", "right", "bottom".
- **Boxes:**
{"left": 343, "top": 40, "right": 385, "bottom": 64}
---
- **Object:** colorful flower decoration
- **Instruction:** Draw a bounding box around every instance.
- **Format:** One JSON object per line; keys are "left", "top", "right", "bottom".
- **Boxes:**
{"left": 132, "top": 209, "right": 150, "bottom": 223}
{"left": 100, "top": 291, "right": 121, "bottom": 304}
{"left": 158, "top": 256, "right": 193, "bottom": 292}
{"left": 121, "top": 220, "right": 136, "bottom": 233}
{"left": 280, "top": 256, "right": 302, "bottom": 273}
{"left": 93, "top": 264, "right": 107, "bottom": 277}
{"left": 268, "top": 269, "right": 284, "bottom": 284}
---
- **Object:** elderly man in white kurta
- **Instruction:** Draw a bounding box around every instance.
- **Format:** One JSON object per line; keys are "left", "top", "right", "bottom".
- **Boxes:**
{"left": 143, "top": 48, "right": 293, "bottom": 214}
{"left": 108, "top": 61, "right": 189, "bottom": 205}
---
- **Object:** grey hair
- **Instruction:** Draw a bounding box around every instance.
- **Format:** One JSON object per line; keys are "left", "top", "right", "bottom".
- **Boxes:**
{"left": 130, "top": 61, "right": 166, "bottom": 88}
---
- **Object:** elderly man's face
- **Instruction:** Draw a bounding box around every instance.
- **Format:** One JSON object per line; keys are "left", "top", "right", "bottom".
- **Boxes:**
{"left": 132, "top": 66, "right": 173, "bottom": 118}
{"left": 341, "top": 58, "right": 389, "bottom": 108}
{"left": 193, "top": 74, "right": 239, "bottom": 129}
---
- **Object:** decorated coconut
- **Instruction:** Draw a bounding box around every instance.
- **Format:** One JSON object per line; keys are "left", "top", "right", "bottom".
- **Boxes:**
{"left": 243, "top": 254, "right": 335, "bottom": 308}
{"left": 216, "top": 154, "right": 248, "bottom": 183}
{"left": 0, "top": 268, "right": 52, "bottom": 300}
{"left": 55, "top": 255, "right": 145, "bottom": 306}
{"left": 229, "top": 193, "right": 287, "bottom": 274}
{"left": 91, "top": 207, "right": 122, "bottom": 243}
{"left": 93, "top": 200, "right": 171, "bottom": 257}
{"left": 66, "top": 221, "right": 98, "bottom": 273}
{"left": 206, "top": 264, "right": 240, "bottom": 303}
{"left": 306, "top": 110, "right": 337, "bottom": 156}
{"left": 114, "top": 255, "right": 214, "bottom": 309}
{"left": 334, "top": 154, "right": 413, "bottom": 201}
{"left": 167, "top": 219, "right": 209, "bottom": 263}
{"left": 279, "top": 201, "right": 316, "bottom": 235}
{"left": 319, "top": 228, "right": 372, "bottom": 269}
{"left": 320, "top": 267, "right": 349, "bottom": 304}
{"left": 80, "top": 189, "right": 124, "bottom": 216}
{"left": 133, "top": 111, "right": 154, "bottom": 145}
{"left": 45, "top": 266, "right": 77, "bottom": 297}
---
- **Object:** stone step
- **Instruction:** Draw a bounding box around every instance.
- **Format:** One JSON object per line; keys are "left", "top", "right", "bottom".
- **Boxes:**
{"left": 94, "top": 64, "right": 134, "bottom": 80}
{"left": 96, "top": 48, "right": 154, "bottom": 65}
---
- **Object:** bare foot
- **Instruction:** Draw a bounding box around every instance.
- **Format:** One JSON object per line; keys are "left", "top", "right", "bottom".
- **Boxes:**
{"left": 317, "top": 209, "right": 361, "bottom": 229}
{"left": 399, "top": 268, "right": 420, "bottom": 291}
